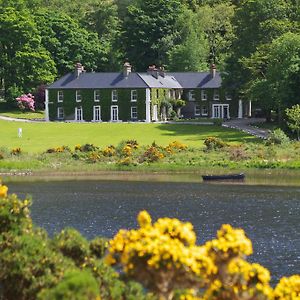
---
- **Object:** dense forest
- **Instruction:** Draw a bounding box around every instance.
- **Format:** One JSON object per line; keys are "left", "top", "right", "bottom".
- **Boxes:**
{"left": 0, "top": 0, "right": 299, "bottom": 115}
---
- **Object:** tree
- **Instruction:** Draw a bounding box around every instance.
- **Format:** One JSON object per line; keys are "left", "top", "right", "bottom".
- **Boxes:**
{"left": 224, "top": 0, "right": 294, "bottom": 97}
{"left": 0, "top": 6, "right": 56, "bottom": 101}
{"left": 121, "top": 0, "right": 183, "bottom": 70}
{"left": 35, "top": 11, "right": 105, "bottom": 76}
{"left": 167, "top": 8, "right": 209, "bottom": 71}
{"left": 286, "top": 104, "right": 300, "bottom": 140}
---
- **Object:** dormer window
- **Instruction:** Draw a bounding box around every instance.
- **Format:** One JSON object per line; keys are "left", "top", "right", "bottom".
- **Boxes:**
{"left": 214, "top": 90, "right": 220, "bottom": 101}
{"left": 201, "top": 90, "right": 207, "bottom": 101}
{"left": 94, "top": 90, "right": 100, "bottom": 102}
{"left": 57, "top": 91, "right": 63, "bottom": 102}
{"left": 188, "top": 90, "right": 195, "bottom": 101}
{"left": 76, "top": 90, "right": 82, "bottom": 102}
{"left": 112, "top": 90, "right": 118, "bottom": 102}
{"left": 131, "top": 90, "right": 137, "bottom": 102}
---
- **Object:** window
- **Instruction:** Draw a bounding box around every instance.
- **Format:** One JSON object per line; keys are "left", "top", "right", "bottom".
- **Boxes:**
{"left": 226, "top": 93, "right": 232, "bottom": 101}
{"left": 94, "top": 90, "right": 100, "bottom": 102}
{"left": 112, "top": 90, "right": 118, "bottom": 102}
{"left": 131, "top": 90, "right": 137, "bottom": 102}
{"left": 202, "top": 106, "right": 208, "bottom": 116}
{"left": 156, "top": 90, "right": 159, "bottom": 98}
{"left": 57, "top": 91, "right": 63, "bottom": 102}
{"left": 131, "top": 106, "right": 137, "bottom": 119}
{"left": 213, "top": 89, "right": 220, "bottom": 101}
{"left": 75, "top": 107, "right": 83, "bottom": 121}
{"left": 201, "top": 90, "right": 207, "bottom": 101}
{"left": 188, "top": 90, "right": 195, "bottom": 101}
{"left": 93, "top": 106, "right": 101, "bottom": 122}
{"left": 76, "top": 90, "right": 82, "bottom": 102}
{"left": 57, "top": 107, "right": 64, "bottom": 119}
{"left": 111, "top": 105, "right": 118, "bottom": 121}
{"left": 195, "top": 105, "right": 201, "bottom": 116}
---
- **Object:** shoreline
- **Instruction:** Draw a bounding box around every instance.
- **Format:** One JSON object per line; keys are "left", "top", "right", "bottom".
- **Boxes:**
{"left": 2, "top": 168, "right": 300, "bottom": 187}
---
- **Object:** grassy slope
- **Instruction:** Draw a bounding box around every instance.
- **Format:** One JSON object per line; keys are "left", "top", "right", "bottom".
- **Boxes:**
{"left": 0, "top": 110, "right": 45, "bottom": 120}
{"left": 0, "top": 120, "right": 257, "bottom": 153}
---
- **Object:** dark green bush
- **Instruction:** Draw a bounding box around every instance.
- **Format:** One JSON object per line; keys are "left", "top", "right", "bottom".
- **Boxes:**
{"left": 37, "top": 270, "right": 100, "bottom": 300}
{"left": 90, "top": 237, "right": 108, "bottom": 259}
{"left": 53, "top": 228, "right": 90, "bottom": 266}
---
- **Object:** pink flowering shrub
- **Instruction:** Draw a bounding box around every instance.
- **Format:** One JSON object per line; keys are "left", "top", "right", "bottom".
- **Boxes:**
{"left": 16, "top": 94, "right": 35, "bottom": 111}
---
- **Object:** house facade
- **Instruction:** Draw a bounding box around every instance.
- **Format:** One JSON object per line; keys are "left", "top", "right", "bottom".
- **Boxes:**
{"left": 46, "top": 63, "right": 245, "bottom": 123}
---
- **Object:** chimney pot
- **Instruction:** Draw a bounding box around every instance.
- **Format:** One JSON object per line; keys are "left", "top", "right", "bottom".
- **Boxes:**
{"left": 75, "top": 63, "right": 84, "bottom": 78}
{"left": 211, "top": 64, "right": 216, "bottom": 78}
{"left": 123, "top": 62, "right": 132, "bottom": 78}
{"left": 147, "top": 65, "right": 159, "bottom": 79}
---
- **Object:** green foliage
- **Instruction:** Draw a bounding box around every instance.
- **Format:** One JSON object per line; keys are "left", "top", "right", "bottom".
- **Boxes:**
{"left": 37, "top": 270, "right": 100, "bottom": 300}
{"left": 53, "top": 228, "right": 90, "bottom": 266}
{"left": 204, "top": 136, "right": 226, "bottom": 150}
{"left": 266, "top": 129, "right": 290, "bottom": 146}
{"left": 286, "top": 104, "right": 300, "bottom": 140}
{"left": 213, "top": 118, "right": 223, "bottom": 126}
{"left": 89, "top": 237, "right": 108, "bottom": 259}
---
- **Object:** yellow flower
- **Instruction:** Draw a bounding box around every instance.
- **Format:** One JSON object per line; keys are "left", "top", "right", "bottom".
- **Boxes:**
{"left": 138, "top": 210, "right": 152, "bottom": 227}
{"left": 0, "top": 185, "right": 8, "bottom": 198}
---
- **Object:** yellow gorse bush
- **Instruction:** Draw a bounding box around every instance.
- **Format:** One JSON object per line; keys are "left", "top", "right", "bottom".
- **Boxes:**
{"left": 106, "top": 211, "right": 300, "bottom": 300}
{"left": 0, "top": 180, "right": 8, "bottom": 198}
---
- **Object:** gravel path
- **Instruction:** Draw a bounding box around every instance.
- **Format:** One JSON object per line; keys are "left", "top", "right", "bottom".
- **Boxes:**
{"left": 222, "top": 118, "right": 269, "bottom": 139}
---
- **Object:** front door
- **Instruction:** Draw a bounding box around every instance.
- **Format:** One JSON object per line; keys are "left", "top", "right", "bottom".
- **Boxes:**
{"left": 152, "top": 105, "right": 158, "bottom": 121}
{"left": 111, "top": 105, "right": 118, "bottom": 122}
{"left": 75, "top": 107, "right": 83, "bottom": 121}
{"left": 212, "top": 104, "right": 230, "bottom": 119}
{"left": 93, "top": 106, "right": 101, "bottom": 122}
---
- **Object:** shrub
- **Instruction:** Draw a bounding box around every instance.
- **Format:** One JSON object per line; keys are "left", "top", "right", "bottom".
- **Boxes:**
{"left": 16, "top": 93, "right": 35, "bottom": 111}
{"left": 227, "top": 145, "right": 249, "bottom": 161}
{"left": 46, "top": 146, "right": 71, "bottom": 154}
{"left": 165, "top": 141, "right": 188, "bottom": 154}
{"left": 204, "top": 137, "right": 226, "bottom": 150}
{"left": 103, "top": 145, "right": 116, "bottom": 157}
{"left": 53, "top": 228, "right": 90, "bottom": 266}
{"left": 80, "top": 144, "right": 99, "bottom": 152}
{"left": 266, "top": 129, "right": 290, "bottom": 145}
{"left": 37, "top": 270, "right": 100, "bottom": 300}
{"left": 213, "top": 118, "right": 223, "bottom": 126}
{"left": 0, "top": 152, "right": 4, "bottom": 160}
{"left": 87, "top": 151, "right": 101, "bottom": 163}
{"left": 139, "top": 146, "right": 164, "bottom": 163}
{"left": 11, "top": 147, "right": 22, "bottom": 155}
{"left": 89, "top": 237, "right": 108, "bottom": 259}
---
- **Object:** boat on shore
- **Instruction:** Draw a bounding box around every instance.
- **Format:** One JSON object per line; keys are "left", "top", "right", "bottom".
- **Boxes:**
{"left": 202, "top": 173, "right": 245, "bottom": 181}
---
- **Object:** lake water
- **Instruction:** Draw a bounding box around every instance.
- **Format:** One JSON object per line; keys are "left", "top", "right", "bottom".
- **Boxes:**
{"left": 8, "top": 180, "right": 300, "bottom": 283}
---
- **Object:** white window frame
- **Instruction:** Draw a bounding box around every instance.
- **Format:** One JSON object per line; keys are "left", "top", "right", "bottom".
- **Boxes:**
{"left": 75, "top": 107, "right": 83, "bottom": 121}
{"left": 57, "top": 91, "right": 63, "bottom": 103}
{"left": 226, "top": 93, "right": 232, "bottom": 101}
{"left": 94, "top": 90, "right": 100, "bottom": 102}
{"left": 195, "top": 104, "right": 201, "bottom": 116}
{"left": 57, "top": 107, "right": 64, "bottom": 119}
{"left": 93, "top": 105, "right": 101, "bottom": 122}
{"left": 131, "top": 90, "right": 137, "bottom": 102}
{"left": 131, "top": 106, "right": 138, "bottom": 120}
{"left": 112, "top": 90, "right": 118, "bottom": 102}
{"left": 188, "top": 90, "right": 195, "bottom": 101}
{"left": 212, "top": 104, "right": 230, "bottom": 119}
{"left": 201, "top": 90, "right": 207, "bottom": 101}
{"left": 213, "top": 89, "right": 220, "bottom": 101}
{"left": 76, "top": 90, "right": 82, "bottom": 102}
{"left": 202, "top": 105, "right": 208, "bottom": 116}
{"left": 111, "top": 105, "right": 118, "bottom": 121}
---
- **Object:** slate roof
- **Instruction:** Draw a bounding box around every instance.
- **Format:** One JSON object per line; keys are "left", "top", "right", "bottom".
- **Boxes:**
{"left": 48, "top": 71, "right": 221, "bottom": 90}
{"left": 47, "top": 72, "right": 149, "bottom": 89}
{"left": 138, "top": 73, "right": 182, "bottom": 89}
{"left": 168, "top": 72, "right": 222, "bottom": 89}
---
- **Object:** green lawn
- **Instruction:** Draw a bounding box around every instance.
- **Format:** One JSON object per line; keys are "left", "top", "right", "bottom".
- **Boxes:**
{"left": 0, "top": 120, "right": 257, "bottom": 153}
{"left": 0, "top": 110, "right": 45, "bottom": 120}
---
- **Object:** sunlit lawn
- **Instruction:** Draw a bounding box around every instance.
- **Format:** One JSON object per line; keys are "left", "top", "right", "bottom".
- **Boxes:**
{"left": 0, "top": 120, "right": 258, "bottom": 153}
{"left": 0, "top": 110, "right": 45, "bottom": 120}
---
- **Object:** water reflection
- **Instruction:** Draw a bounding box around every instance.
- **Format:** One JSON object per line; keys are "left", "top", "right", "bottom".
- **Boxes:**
{"left": 8, "top": 180, "right": 300, "bottom": 284}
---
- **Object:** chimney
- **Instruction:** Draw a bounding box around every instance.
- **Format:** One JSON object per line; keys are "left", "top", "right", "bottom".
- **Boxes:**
{"left": 158, "top": 66, "right": 165, "bottom": 78}
{"left": 123, "top": 62, "right": 132, "bottom": 78}
{"left": 147, "top": 65, "right": 159, "bottom": 79}
{"left": 210, "top": 64, "right": 216, "bottom": 78}
{"left": 75, "top": 63, "right": 84, "bottom": 78}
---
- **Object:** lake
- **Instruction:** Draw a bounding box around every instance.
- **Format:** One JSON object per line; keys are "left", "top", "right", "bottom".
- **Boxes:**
{"left": 8, "top": 179, "right": 300, "bottom": 284}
